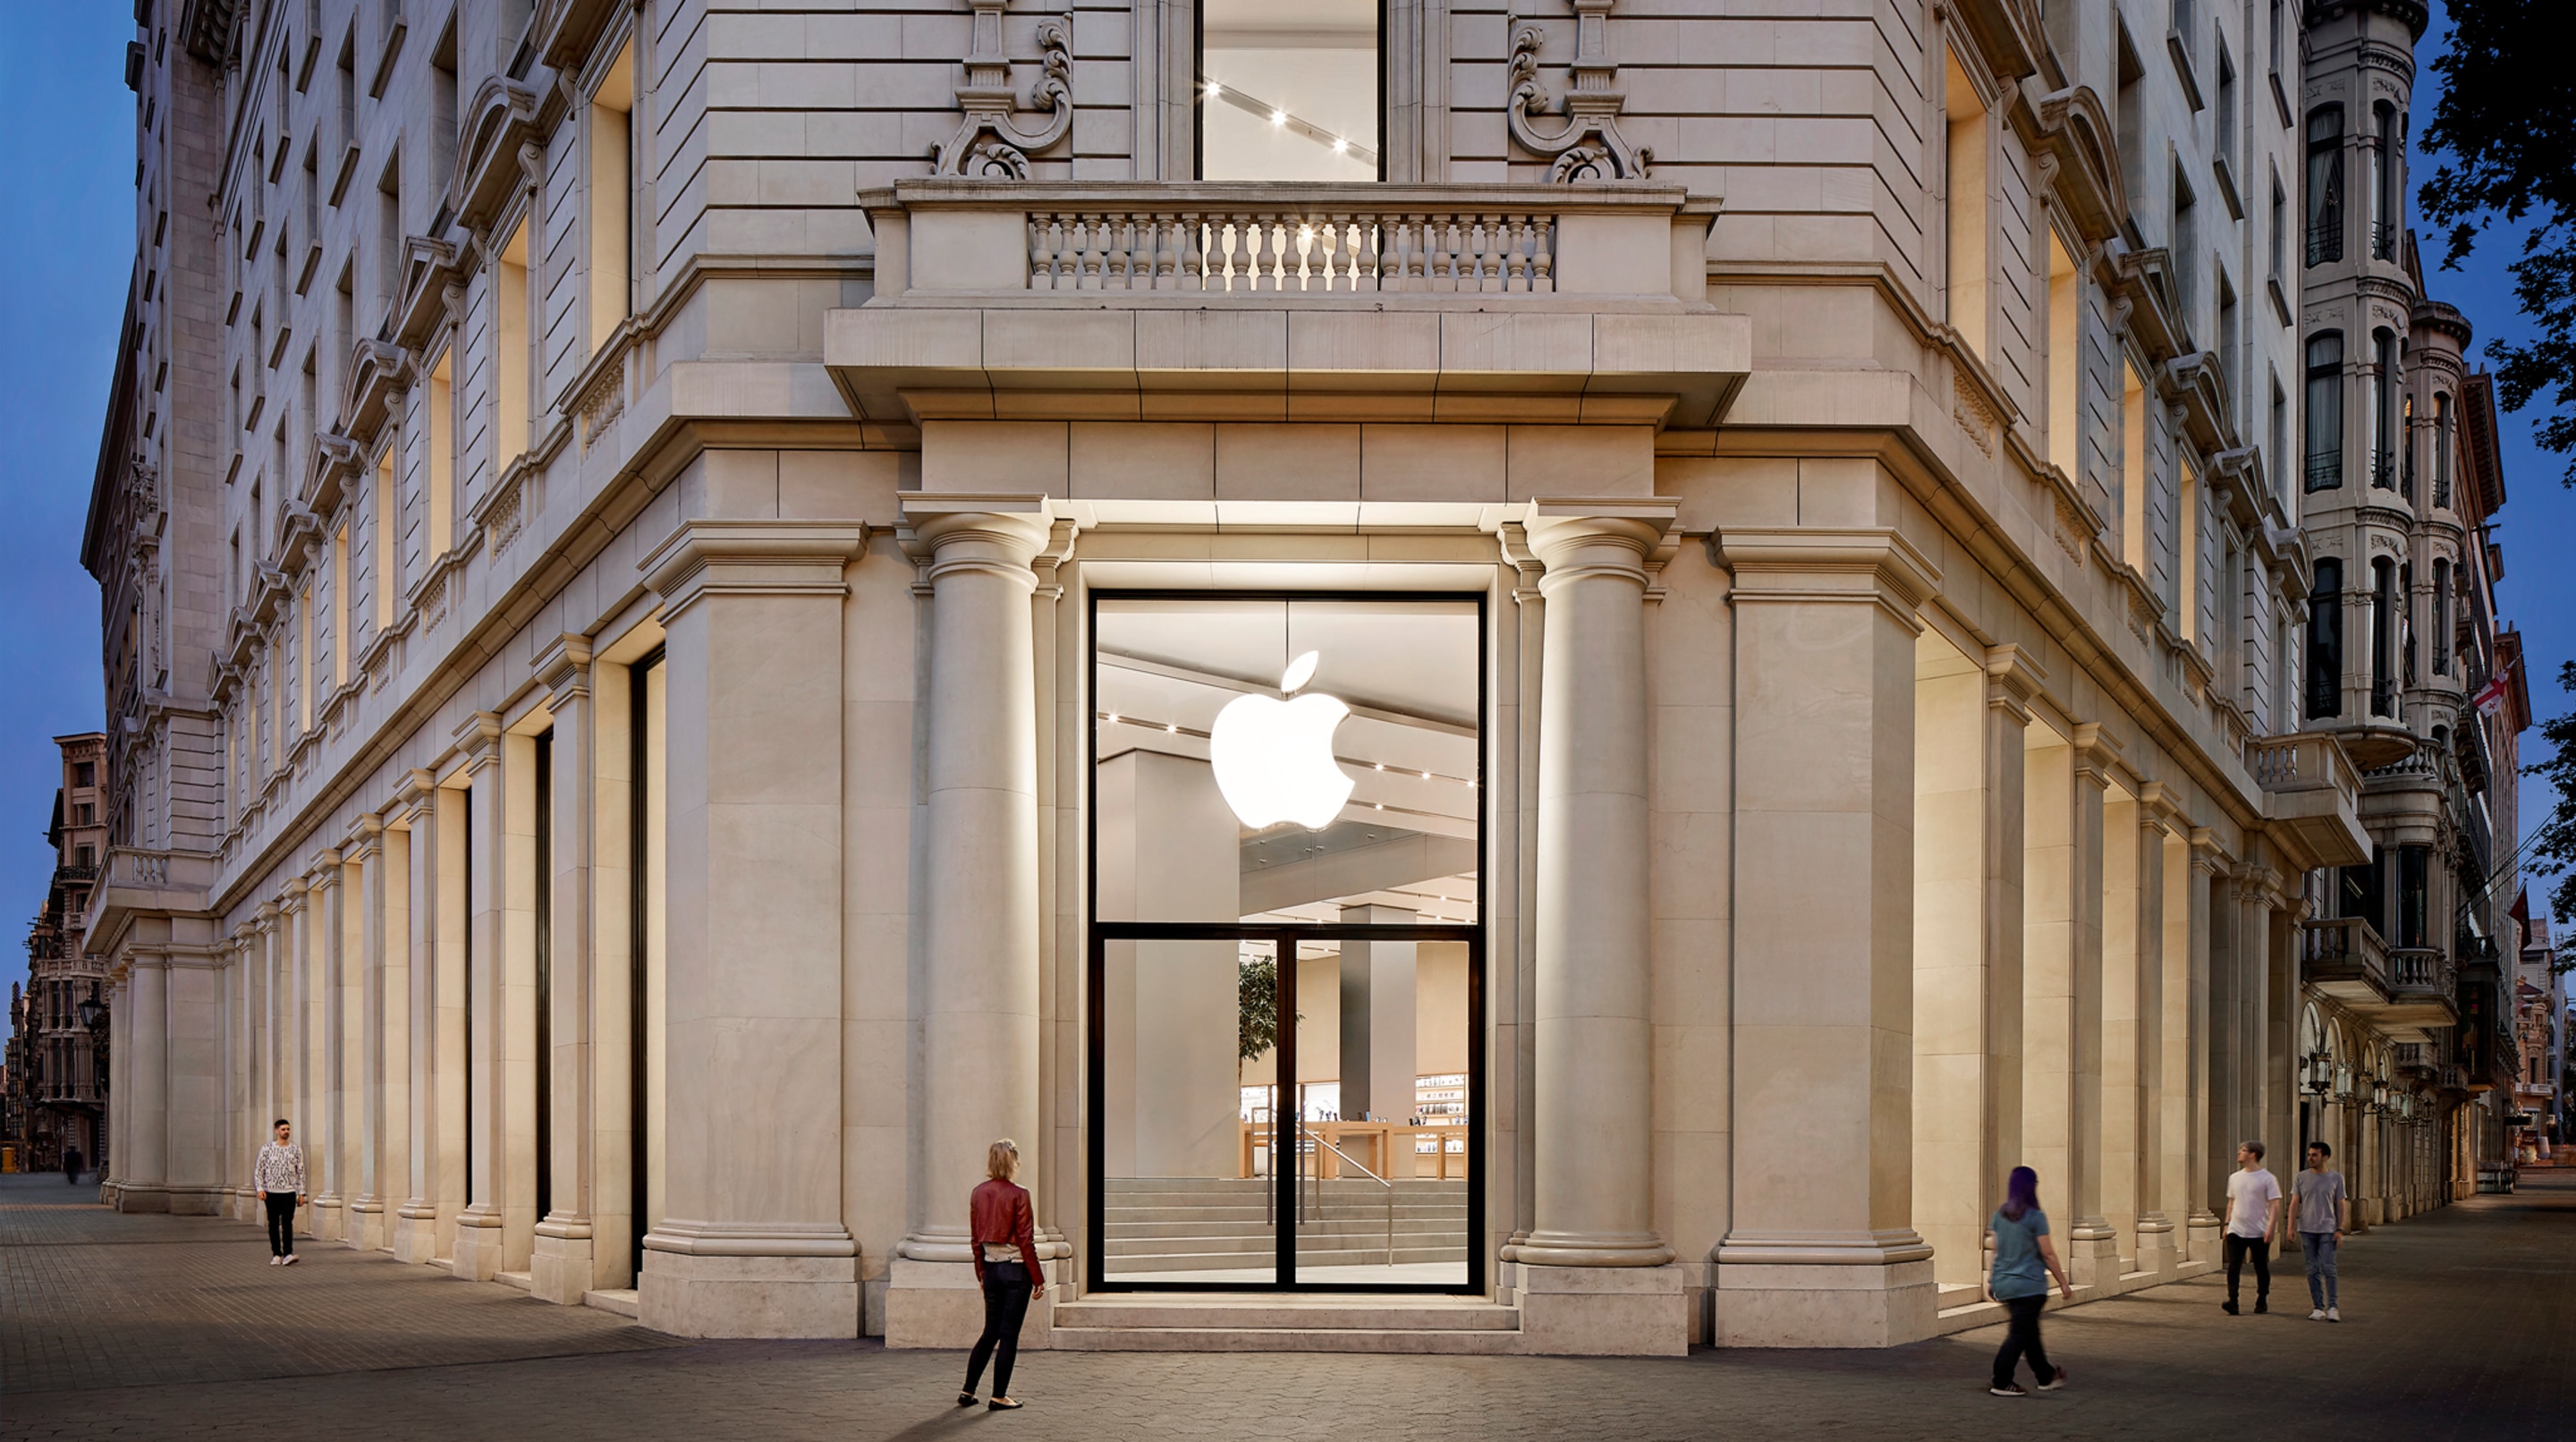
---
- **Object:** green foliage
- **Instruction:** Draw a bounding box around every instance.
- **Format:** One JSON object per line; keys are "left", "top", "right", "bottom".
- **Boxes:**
{"left": 1239, "top": 954, "right": 1282, "bottom": 1066}
{"left": 2418, "top": 0, "right": 2576, "bottom": 486}
{"left": 2532, "top": 662, "right": 2576, "bottom": 927}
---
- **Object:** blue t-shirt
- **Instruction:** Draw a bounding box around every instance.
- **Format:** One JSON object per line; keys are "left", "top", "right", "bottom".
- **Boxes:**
{"left": 1989, "top": 1206, "right": 2051, "bottom": 1301}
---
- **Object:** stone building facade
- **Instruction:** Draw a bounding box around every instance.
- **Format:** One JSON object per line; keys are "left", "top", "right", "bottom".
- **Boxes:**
{"left": 2284, "top": 0, "right": 2529, "bottom": 1222}
{"left": 78, "top": 0, "right": 2525, "bottom": 1353}
{"left": 7, "top": 734, "right": 113, "bottom": 1175}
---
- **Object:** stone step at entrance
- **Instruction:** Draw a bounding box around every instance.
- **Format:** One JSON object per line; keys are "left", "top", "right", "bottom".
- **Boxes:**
{"left": 1052, "top": 1293, "right": 1523, "bottom": 1353}
{"left": 1100, "top": 1175, "right": 1469, "bottom": 1273}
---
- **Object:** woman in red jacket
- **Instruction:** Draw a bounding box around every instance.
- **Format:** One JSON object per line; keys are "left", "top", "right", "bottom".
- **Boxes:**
{"left": 960, "top": 1138, "right": 1040, "bottom": 1411}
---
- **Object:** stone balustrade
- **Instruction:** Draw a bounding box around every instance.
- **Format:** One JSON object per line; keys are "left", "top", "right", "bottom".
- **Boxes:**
{"left": 2301, "top": 916, "right": 2390, "bottom": 997}
{"left": 2245, "top": 733, "right": 2368, "bottom": 868}
{"left": 862, "top": 181, "right": 1720, "bottom": 302}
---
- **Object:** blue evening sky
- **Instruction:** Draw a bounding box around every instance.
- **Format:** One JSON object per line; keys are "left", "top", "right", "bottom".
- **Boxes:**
{"left": 0, "top": 3, "right": 2568, "bottom": 1005}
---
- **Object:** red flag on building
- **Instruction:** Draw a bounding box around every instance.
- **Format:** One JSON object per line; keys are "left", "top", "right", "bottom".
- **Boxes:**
{"left": 2473, "top": 661, "right": 2512, "bottom": 717}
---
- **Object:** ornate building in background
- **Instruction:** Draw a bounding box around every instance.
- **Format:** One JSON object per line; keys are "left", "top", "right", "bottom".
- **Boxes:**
{"left": 78, "top": 0, "right": 2524, "bottom": 1354}
{"left": 6, "top": 734, "right": 113, "bottom": 1175}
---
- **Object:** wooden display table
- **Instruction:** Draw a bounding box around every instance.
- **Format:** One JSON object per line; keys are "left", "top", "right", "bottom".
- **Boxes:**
{"left": 1239, "top": 1121, "right": 1400, "bottom": 1179}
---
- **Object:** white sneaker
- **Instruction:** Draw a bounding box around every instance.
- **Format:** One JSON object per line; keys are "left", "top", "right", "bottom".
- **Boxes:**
{"left": 284, "top": 1254, "right": 300, "bottom": 1265}
{"left": 2308, "top": 1308, "right": 2326, "bottom": 1320}
{"left": 269, "top": 1255, "right": 283, "bottom": 1267}
{"left": 2326, "top": 1306, "right": 2341, "bottom": 1322}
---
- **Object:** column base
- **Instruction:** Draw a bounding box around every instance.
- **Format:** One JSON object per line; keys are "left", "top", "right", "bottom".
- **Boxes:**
{"left": 311, "top": 1194, "right": 345, "bottom": 1241}
{"left": 225, "top": 1186, "right": 255, "bottom": 1222}
{"left": 392, "top": 1203, "right": 441, "bottom": 1264}
{"left": 640, "top": 1251, "right": 861, "bottom": 1338}
{"left": 1712, "top": 1257, "right": 1936, "bottom": 1348}
{"left": 532, "top": 1217, "right": 597, "bottom": 1305}
{"left": 112, "top": 1184, "right": 170, "bottom": 1214}
{"left": 2185, "top": 1214, "right": 2224, "bottom": 1264}
{"left": 885, "top": 1256, "right": 1060, "bottom": 1350}
{"left": 2065, "top": 1226, "right": 2121, "bottom": 1287}
{"left": 349, "top": 1197, "right": 387, "bottom": 1250}
{"left": 451, "top": 1208, "right": 504, "bottom": 1281}
{"left": 2135, "top": 1218, "right": 2180, "bottom": 1281}
{"left": 1509, "top": 1262, "right": 1690, "bottom": 1356}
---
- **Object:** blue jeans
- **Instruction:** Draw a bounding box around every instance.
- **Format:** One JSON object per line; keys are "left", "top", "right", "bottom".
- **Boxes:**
{"left": 2301, "top": 1231, "right": 2338, "bottom": 1308}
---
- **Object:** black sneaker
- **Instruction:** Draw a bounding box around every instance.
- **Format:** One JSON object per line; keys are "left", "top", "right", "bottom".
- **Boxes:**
{"left": 2253, "top": 1298, "right": 2267, "bottom": 1314}
{"left": 2222, "top": 1300, "right": 2240, "bottom": 1315}
{"left": 1989, "top": 1385, "right": 2029, "bottom": 1397}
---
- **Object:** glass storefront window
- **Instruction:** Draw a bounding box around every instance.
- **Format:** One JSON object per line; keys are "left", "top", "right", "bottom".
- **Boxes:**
{"left": 1199, "top": 0, "right": 1380, "bottom": 181}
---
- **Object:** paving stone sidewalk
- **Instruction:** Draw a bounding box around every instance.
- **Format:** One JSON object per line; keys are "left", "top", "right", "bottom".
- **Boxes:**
{"left": 4, "top": 1171, "right": 2571, "bottom": 1440}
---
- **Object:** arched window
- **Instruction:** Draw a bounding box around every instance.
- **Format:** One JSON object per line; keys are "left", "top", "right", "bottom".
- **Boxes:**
{"left": 2433, "top": 557, "right": 2452, "bottom": 674}
{"left": 2306, "top": 106, "right": 2344, "bottom": 265}
{"left": 2304, "top": 332, "right": 2343, "bottom": 490}
{"left": 2308, "top": 557, "right": 2343, "bottom": 718}
{"left": 2370, "top": 330, "right": 2398, "bottom": 488}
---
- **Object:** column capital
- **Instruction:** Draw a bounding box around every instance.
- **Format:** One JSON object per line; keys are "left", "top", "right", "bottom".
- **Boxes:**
{"left": 1716, "top": 526, "right": 1940, "bottom": 629}
{"left": 1984, "top": 642, "right": 2048, "bottom": 721}
{"left": 306, "top": 850, "right": 344, "bottom": 891}
{"left": 533, "top": 632, "right": 594, "bottom": 707}
{"left": 341, "top": 812, "right": 384, "bottom": 862}
{"left": 899, "top": 492, "right": 1053, "bottom": 587}
{"left": 2137, "top": 781, "right": 2190, "bottom": 835}
{"left": 1521, "top": 498, "right": 1680, "bottom": 592}
{"left": 2190, "top": 827, "right": 2227, "bottom": 872}
{"left": 386, "top": 768, "right": 436, "bottom": 827}
{"left": 640, "top": 519, "right": 868, "bottom": 621}
{"left": 278, "top": 877, "right": 309, "bottom": 912}
{"left": 2072, "top": 722, "right": 2124, "bottom": 790}
{"left": 253, "top": 901, "right": 280, "bottom": 929}
{"left": 451, "top": 711, "right": 504, "bottom": 774}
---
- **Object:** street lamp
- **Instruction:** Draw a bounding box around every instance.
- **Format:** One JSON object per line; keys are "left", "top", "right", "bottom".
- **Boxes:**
{"left": 76, "top": 985, "right": 107, "bottom": 1099}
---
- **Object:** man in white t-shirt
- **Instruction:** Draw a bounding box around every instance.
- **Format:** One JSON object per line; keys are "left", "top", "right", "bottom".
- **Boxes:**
{"left": 2221, "top": 1140, "right": 2282, "bottom": 1315}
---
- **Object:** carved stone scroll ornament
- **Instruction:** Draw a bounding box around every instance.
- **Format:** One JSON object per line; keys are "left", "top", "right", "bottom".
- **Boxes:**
{"left": 930, "top": 0, "right": 1072, "bottom": 178}
{"left": 1508, "top": 0, "right": 1649, "bottom": 182}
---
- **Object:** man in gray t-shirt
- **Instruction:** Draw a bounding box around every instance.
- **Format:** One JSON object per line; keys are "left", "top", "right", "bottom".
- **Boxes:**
{"left": 2295, "top": 1141, "right": 2350, "bottom": 1320}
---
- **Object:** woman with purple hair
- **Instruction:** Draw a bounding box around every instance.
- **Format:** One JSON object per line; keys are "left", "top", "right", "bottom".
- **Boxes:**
{"left": 1985, "top": 1165, "right": 2074, "bottom": 1396}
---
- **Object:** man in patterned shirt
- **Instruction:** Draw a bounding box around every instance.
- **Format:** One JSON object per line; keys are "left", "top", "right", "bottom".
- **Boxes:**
{"left": 254, "top": 1118, "right": 307, "bottom": 1266}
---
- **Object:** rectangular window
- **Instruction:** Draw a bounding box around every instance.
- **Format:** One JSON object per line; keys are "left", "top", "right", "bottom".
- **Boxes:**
{"left": 377, "top": 157, "right": 402, "bottom": 330}
{"left": 2308, "top": 557, "right": 2343, "bottom": 718}
{"left": 428, "top": 351, "right": 454, "bottom": 562}
{"left": 2269, "top": 173, "right": 2286, "bottom": 282}
{"left": 2046, "top": 233, "right": 2080, "bottom": 477}
{"left": 2306, "top": 107, "right": 2343, "bottom": 265}
{"left": 2371, "top": 331, "right": 2398, "bottom": 489}
{"left": 2398, "top": 845, "right": 2429, "bottom": 948}
{"left": 2122, "top": 360, "right": 2148, "bottom": 573}
{"left": 2434, "top": 557, "right": 2452, "bottom": 674}
{"left": 2304, "top": 332, "right": 2343, "bottom": 490}
{"left": 1945, "top": 50, "right": 1989, "bottom": 358}
{"left": 373, "top": 450, "right": 396, "bottom": 628}
{"left": 2372, "top": 104, "right": 2401, "bottom": 259}
{"left": 332, "top": 519, "right": 349, "bottom": 688}
{"left": 2216, "top": 38, "right": 2236, "bottom": 162}
{"left": 2177, "top": 455, "right": 2200, "bottom": 636}
{"left": 1198, "top": 0, "right": 1380, "bottom": 181}
{"left": 589, "top": 39, "right": 636, "bottom": 352}
{"left": 2270, "top": 375, "right": 2287, "bottom": 499}
{"left": 2173, "top": 168, "right": 2198, "bottom": 326}
{"left": 2435, "top": 392, "right": 2453, "bottom": 509}
{"left": 496, "top": 220, "right": 531, "bottom": 471}
{"left": 2370, "top": 556, "right": 2395, "bottom": 717}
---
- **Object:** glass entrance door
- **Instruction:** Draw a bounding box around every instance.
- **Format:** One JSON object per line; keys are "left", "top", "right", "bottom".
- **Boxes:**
{"left": 1088, "top": 592, "right": 1485, "bottom": 1293}
{"left": 1089, "top": 926, "right": 1480, "bottom": 1291}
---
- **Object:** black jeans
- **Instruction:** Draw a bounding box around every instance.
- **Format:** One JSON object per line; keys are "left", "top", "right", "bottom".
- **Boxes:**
{"left": 1992, "top": 1295, "right": 2056, "bottom": 1388}
{"left": 964, "top": 1261, "right": 1033, "bottom": 1397}
{"left": 264, "top": 1191, "right": 298, "bottom": 1257}
{"left": 2224, "top": 1233, "right": 2269, "bottom": 1302}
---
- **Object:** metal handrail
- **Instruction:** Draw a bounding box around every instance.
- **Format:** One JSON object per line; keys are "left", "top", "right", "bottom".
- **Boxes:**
{"left": 1305, "top": 1134, "right": 1396, "bottom": 1267}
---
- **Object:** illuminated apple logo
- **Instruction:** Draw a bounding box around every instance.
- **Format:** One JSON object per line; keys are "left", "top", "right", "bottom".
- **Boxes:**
{"left": 1209, "top": 651, "right": 1353, "bottom": 829}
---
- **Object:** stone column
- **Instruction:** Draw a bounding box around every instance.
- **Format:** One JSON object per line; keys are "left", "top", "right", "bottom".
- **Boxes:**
{"left": 2024, "top": 726, "right": 2112, "bottom": 1285}
{"left": 363, "top": 794, "right": 414, "bottom": 1253}
{"left": 126, "top": 958, "right": 170, "bottom": 1209}
{"left": 1909, "top": 641, "right": 2038, "bottom": 1292}
{"left": 452, "top": 713, "right": 511, "bottom": 1282}
{"left": 337, "top": 839, "right": 368, "bottom": 1246}
{"left": 250, "top": 906, "right": 278, "bottom": 1217}
{"left": 1715, "top": 525, "right": 1936, "bottom": 1349}
{"left": 390, "top": 771, "right": 438, "bottom": 1262}
{"left": 533, "top": 636, "right": 599, "bottom": 1305}
{"left": 311, "top": 852, "right": 347, "bottom": 1242}
{"left": 228, "top": 933, "right": 252, "bottom": 1218}
{"left": 1500, "top": 502, "right": 1686, "bottom": 1355}
{"left": 886, "top": 496, "right": 1047, "bottom": 1350}
{"left": 640, "top": 519, "right": 867, "bottom": 1337}
{"left": 2114, "top": 786, "right": 2176, "bottom": 1277}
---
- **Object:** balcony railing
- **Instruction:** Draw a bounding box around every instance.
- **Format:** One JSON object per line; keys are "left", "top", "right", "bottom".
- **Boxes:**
{"left": 2307, "top": 221, "right": 2343, "bottom": 267}
{"left": 2371, "top": 220, "right": 2397, "bottom": 260}
{"left": 2247, "top": 732, "right": 2369, "bottom": 867}
{"left": 861, "top": 181, "right": 1719, "bottom": 301}
{"left": 1030, "top": 210, "right": 1560, "bottom": 294}
{"left": 2388, "top": 947, "right": 2454, "bottom": 998}
{"left": 2304, "top": 451, "right": 2342, "bottom": 490}
{"left": 2370, "top": 449, "right": 2396, "bottom": 488}
{"left": 2301, "top": 916, "right": 2391, "bottom": 995}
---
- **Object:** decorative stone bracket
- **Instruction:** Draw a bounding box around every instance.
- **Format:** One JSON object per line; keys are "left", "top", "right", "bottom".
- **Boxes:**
{"left": 1508, "top": 0, "right": 1649, "bottom": 182}
{"left": 929, "top": 0, "right": 1072, "bottom": 178}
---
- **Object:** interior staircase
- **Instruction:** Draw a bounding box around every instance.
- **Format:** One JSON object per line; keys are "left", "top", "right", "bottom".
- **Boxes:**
{"left": 1099, "top": 1175, "right": 1470, "bottom": 1273}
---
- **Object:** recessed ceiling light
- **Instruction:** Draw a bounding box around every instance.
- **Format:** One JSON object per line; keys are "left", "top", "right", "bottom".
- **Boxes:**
{"left": 1271, "top": 109, "right": 1288, "bottom": 126}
